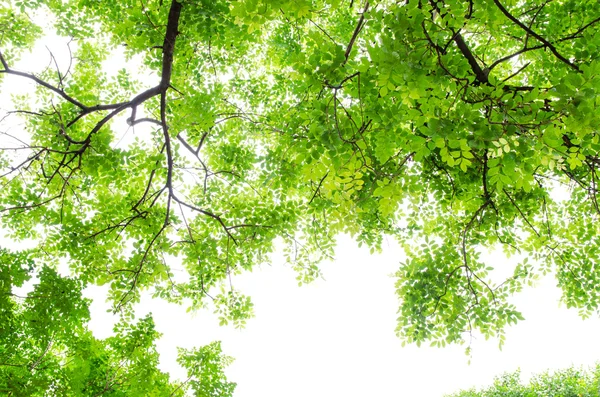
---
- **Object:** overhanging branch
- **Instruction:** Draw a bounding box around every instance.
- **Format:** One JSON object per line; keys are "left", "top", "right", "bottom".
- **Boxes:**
{"left": 492, "top": 0, "right": 580, "bottom": 71}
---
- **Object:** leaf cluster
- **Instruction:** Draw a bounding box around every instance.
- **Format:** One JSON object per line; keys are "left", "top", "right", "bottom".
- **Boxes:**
{"left": 447, "top": 364, "right": 600, "bottom": 397}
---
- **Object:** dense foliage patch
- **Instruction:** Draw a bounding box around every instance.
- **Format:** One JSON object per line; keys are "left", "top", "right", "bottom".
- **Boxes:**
{"left": 447, "top": 364, "right": 600, "bottom": 397}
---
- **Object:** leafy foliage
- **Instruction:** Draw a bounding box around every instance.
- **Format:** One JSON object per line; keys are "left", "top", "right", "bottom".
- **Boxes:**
{"left": 0, "top": 248, "right": 235, "bottom": 396}
{"left": 2, "top": 0, "right": 600, "bottom": 392}
{"left": 447, "top": 364, "right": 600, "bottom": 397}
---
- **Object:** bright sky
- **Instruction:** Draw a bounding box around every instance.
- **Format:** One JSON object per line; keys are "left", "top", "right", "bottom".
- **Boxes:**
{"left": 86, "top": 235, "right": 600, "bottom": 397}
{"left": 3, "top": 26, "right": 600, "bottom": 397}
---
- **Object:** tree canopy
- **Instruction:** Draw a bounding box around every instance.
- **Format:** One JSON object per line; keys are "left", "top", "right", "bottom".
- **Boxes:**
{"left": 0, "top": 249, "right": 234, "bottom": 396}
{"left": 1, "top": 0, "right": 600, "bottom": 394}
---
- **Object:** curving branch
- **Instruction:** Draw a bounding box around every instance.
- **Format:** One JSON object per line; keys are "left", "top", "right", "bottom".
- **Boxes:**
{"left": 503, "top": 189, "right": 540, "bottom": 237}
{"left": 1, "top": 0, "right": 183, "bottom": 155}
{"left": 343, "top": 1, "right": 369, "bottom": 65}
{"left": 491, "top": 0, "right": 580, "bottom": 71}
{"left": 0, "top": 50, "right": 87, "bottom": 109}
{"left": 308, "top": 172, "right": 329, "bottom": 205}
{"left": 172, "top": 194, "right": 237, "bottom": 244}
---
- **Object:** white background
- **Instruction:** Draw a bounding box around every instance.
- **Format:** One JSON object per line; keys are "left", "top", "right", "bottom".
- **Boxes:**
{"left": 88, "top": 235, "right": 600, "bottom": 396}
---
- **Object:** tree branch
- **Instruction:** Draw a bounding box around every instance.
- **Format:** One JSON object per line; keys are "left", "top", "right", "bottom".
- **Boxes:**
{"left": 343, "top": 1, "right": 369, "bottom": 65}
{"left": 491, "top": 0, "right": 580, "bottom": 71}
{"left": 452, "top": 32, "right": 489, "bottom": 84}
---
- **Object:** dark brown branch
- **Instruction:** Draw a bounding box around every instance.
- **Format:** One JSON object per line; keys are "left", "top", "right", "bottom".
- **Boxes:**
{"left": 523, "top": 1, "right": 549, "bottom": 48}
{"left": 159, "top": 0, "right": 182, "bottom": 89}
{"left": 196, "top": 131, "right": 209, "bottom": 153}
{"left": 131, "top": 117, "right": 161, "bottom": 126}
{"left": 462, "top": 201, "right": 490, "bottom": 261}
{"left": 460, "top": 200, "right": 492, "bottom": 306}
{"left": 0, "top": 50, "right": 86, "bottom": 109}
{"left": 0, "top": 193, "right": 62, "bottom": 213}
{"left": 159, "top": 90, "right": 174, "bottom": 240}
{"left": 225, "top": 224, "right": 272, "bottom": 231}
{"left": 45, "top": 46, "right": 64, "bottom": 88}
{"left": 176, "top": 134, "right": 210, "bottom": 192}
{"left": 452, "top": 32, "right": 489, "bottom": 84}
{"left": 492, "top": 0, "right": 579, "bottom": 71}
{"left": 326, "top": 72, "right": 360, "bottom": 90}
{"left": 431, "top": 264, "right": 466, "bottom": 316}
{"left": 170, "top": 374, "right": 194, "bottom": 397}
{"left": 562, "top": 16, "right": 600, "bottom": 41}
{"left": 115, "top": 218, "right": 170, "bottom": 310}
{"left": 0, "top": 50, "right": 7, "bottom": 69}
{"left": 309, "top": 19, "right": 337, "bottom": 45}
{"left": 308, "top": 172, "right": 329, "bottom": 205}
{"left": 176, "top": 134, "right": 196, "bottom": 156}
{"left": 482, "top": 149, "right": 490, "bottom": 199}
{"left": 501, "top": 62, "right": 531, "bottom": 83}
{"left": 425, "top": 0, "right": 488, "bottom": 84}
{"left": 87, "top": 213, "right": 147, "bottom": 239}
{"left": 343, "top": 1, "right": 369, "bottom": 65}
{"left": 172, "top": 194, "right": 237, "bottom": 244}
{"left": 488, "top": 44, "right": 544, "bottom": 72}
{"left": 421, "top": 22, "right": 468, "bottom": 84}
{"left": 132, "top": 144, "right": 165, "bottom": 212}
{"left": 503, "top": 189, "right": 540, "bottom": 237}
{"left": 487, "top": 19, "right": 598, "bottom": 72}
